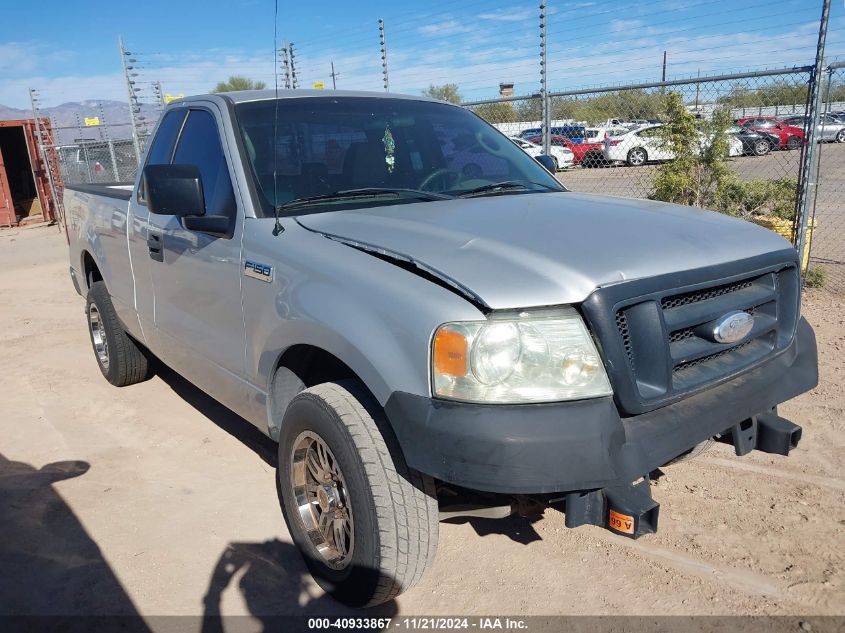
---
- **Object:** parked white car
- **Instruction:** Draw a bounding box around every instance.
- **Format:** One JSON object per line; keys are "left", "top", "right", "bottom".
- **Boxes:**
{"left": 603, "top": 124, "right": 743, "bottom": 166}
{"left": 509, "top": 136, "right": 574, "bottom": 170}
{"left": 585, "top": 127, "right": 629, "bottom": 143}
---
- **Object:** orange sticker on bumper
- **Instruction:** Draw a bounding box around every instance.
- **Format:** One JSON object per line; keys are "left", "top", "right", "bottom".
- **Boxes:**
{"left": 609, "top": 509, "right": 635, "bottom": 535}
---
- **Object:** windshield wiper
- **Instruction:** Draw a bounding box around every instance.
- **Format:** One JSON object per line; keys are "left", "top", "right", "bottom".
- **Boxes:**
{"left": 276, "top": 187, "right": 454, "bottom": 212}
{"left": 457, "top": 180, "right": 562, "bottom": 198}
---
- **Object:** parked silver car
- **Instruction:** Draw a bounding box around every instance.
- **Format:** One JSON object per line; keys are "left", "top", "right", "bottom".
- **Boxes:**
{"left": 782, "top": 114, "right": 845, "bottom": 143}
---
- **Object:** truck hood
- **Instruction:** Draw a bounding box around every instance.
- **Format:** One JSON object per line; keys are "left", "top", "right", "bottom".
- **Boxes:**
{"left": 296, "top": 191, "right": 792, "bottom": 310}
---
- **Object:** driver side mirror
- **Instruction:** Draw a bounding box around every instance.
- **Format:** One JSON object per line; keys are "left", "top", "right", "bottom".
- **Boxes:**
{"left": 535, "top": 154, "right": 557, "bottom": 174}
{"left": 144, "top": 164, "right": 205, "bottom": 217}
{"left": 143, "top": 164, "right": 232, "bottom": 238}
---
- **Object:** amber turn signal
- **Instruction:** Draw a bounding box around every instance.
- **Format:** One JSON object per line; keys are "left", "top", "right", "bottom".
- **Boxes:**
{"left": 433, "top": 327, "right": 468, "bottom": 377}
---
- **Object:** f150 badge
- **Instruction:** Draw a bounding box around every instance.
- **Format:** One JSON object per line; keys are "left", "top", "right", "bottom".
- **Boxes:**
{"left": 244, "top": 260, "right": 273, "bottom": 283}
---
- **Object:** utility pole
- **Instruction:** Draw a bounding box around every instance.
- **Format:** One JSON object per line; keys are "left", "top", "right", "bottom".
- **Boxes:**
{"left": 379, "top": 18, "right": 389, "bottom": 92}
{"left": 152, "top": 81, "right": 165, "bottom": 112}
{"left": 119, "top": 35, "right": 143, "bottom": 164}
{"left": 280, "top": 44, "right": 291, "bottom": 89}
{"left": 330, "top": 61, "right": 339, "bottom": 89}
{"left": 661, "top": 51, "right": 667, "bottom": 82}
{"left": 289, "top": 42, "right": 298, "bottom": 89}
{"left": 539, "top": 1, "right": 550, "bottom": 155}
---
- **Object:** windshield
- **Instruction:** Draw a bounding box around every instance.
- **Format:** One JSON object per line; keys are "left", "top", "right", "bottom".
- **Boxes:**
{"left": 235, "top": 97, "right": 563, "bottom": 216}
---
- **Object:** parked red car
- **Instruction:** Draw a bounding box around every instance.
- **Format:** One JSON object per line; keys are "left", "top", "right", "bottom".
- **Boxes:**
{"left": 736, "top": 116, "right": 804, "bottom": 150}
{"left": 526, "top": 135, "right": 606, "bottom": 167}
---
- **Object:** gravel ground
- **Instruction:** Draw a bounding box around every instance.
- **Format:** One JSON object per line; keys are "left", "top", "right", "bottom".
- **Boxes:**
{"left": 0, "top": 224, "right": 843, "bottom": 625}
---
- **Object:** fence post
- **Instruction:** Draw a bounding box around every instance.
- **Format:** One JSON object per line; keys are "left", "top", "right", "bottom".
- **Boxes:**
{"left": 539, "top": 0, "right": 550, "bottom": 155}
{"left": 99, "top": 102, "right": 120, "bottom": 181}
{"left": 794, "top": 0, "right": 830, "bottom": 273}
{"left": 75, "top": 114, "right": 93, "bottom": 183}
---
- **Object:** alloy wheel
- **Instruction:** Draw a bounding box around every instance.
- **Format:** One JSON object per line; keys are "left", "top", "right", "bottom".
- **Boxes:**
{"left": 88, "top": 304, "right": 109, "bottom": 370}
{"left": 290, "top": 431, "right": 354, "bottom": 569}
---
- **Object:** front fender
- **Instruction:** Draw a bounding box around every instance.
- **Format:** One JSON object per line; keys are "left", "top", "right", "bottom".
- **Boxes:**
{"left": 243, "top": 219, "right": 486, "bottom": 407}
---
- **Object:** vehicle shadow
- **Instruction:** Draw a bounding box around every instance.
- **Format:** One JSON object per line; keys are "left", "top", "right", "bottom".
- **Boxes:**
{"left": 0, "top": 452, "right": 151, "bottom": 627}
{"left": 152, "top": 360, "right": 277, "bottom": 468}
{"left": 200, "top": 539, "right": 398, "bottom": 631}
{"left": 153, "top": 364, "right": 403, "bottom": 624}
{"left": 442, "top": 512, "right": 545, "bottom": 544}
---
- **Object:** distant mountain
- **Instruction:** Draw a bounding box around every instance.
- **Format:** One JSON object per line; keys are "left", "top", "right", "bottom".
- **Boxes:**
{"left": 0, "top": 100, "right": 160, "bottom": 144}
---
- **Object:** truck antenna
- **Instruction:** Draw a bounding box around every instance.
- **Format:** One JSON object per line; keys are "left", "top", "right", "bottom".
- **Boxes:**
{"left": 271, "top": 0, "right": 284, "bottom": 236}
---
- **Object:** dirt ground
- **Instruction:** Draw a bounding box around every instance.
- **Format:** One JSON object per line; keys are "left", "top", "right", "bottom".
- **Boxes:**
{"left": 1, "top": 224, "right": 843, "bottom": 624}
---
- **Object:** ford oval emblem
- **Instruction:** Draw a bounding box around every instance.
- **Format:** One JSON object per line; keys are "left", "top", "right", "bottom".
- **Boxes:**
{"left": 712, "top": 310, "right": 754, "bottom": 344}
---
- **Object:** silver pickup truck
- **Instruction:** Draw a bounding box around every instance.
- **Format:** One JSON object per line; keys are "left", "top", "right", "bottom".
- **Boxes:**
{"left": 65, "top": 90, "right": 818, "bottom": 607}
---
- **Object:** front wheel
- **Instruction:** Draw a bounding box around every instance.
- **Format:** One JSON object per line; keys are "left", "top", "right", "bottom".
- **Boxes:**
{"left": 836, "top": 129, "right": 845, "bottom": 143}
{"left": 277, "top": 381, "right": 439, "bottom": 607}
{"left": 786, "top": 135, "right": 801, "bottom": 150}
{"left": 627, "top": 147, "right": 648, "bottom": 166}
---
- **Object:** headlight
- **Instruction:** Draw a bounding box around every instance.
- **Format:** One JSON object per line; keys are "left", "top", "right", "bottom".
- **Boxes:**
{"left": 431, "top": 307, "right": 612, "bottom": 404}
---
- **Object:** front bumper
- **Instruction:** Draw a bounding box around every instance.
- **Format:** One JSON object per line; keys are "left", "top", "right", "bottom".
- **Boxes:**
{"left": 385, "top": 317, "right": 817, "bottom": 494}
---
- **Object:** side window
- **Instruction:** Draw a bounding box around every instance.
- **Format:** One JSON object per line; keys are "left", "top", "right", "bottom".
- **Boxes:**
{"left": 172, "top": 110, "right": 236, "bottom": 218}
{"left": 137, "top": 109, "right": 186, "bottom": 203}
{"left": 637, "top": 127, "right": 661, "bottom": 138}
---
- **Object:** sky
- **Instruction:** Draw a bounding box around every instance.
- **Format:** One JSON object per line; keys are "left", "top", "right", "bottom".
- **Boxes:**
{"left": 1, "top": 0, "right": 844, "bottom": 109}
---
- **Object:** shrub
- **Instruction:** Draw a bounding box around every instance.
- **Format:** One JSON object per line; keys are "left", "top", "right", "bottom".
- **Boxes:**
{"left": 714, "top": 177, "right": 798, "bottom": 221}
{"left": 803, "top": 265, "right": 827, "bottom": 288}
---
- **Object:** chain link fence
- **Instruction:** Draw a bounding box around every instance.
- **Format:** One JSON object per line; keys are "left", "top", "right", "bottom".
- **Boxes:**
{"left": 31, "top": 63, "right": 845, "bottom": 294}
{"left": 807, "top": 61, "right": 845, "bottom": 293}
{"left": 462, "top": 67, "right": 845, "bottom": 293}
{"left": 47, "top": 122, "right": 148, "bottom": 186}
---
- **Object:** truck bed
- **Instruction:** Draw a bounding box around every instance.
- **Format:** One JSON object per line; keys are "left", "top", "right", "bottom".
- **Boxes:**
{"left": 64, "top": 182, "right": 134, "bottom": 201}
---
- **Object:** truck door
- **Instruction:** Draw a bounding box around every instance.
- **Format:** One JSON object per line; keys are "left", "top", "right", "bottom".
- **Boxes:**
{"left": 127, "top": 108, "right": 187, "bottom": 349}
{"left": 144, "top": 105, "right": 248, "bottom": 408}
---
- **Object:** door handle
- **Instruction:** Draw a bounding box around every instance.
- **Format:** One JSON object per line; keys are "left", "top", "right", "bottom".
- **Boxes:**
{"left": 147, "top": 231, "right": 163, "bottom": 262}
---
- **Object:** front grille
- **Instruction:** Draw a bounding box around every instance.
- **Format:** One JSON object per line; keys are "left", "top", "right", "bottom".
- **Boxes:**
{"left": 661, "top": 279, "right": 753, "bottom": 310}
{"left": 582, "top": 257, "right": 800, "bottom": 415}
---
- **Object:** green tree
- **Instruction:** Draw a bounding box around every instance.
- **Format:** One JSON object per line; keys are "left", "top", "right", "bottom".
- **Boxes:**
{"left": 651, "top": 92, "right": 798, "bottom": 222}
{"left": 213, "top": 76, "right": 267, "bottom": 93}
{"left": 651, "top": 92, "right": 734, "bottom": 209}
{"left": 422, "top": 83, "right": 462, "bottom": 104}
{"left": 472, "top": 101, "right": 518, "bottom": 124}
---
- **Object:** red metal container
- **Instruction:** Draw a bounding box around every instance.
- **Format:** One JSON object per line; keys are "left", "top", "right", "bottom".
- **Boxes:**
{"left": 0, "top": 118, "right": 61, "bottom": 227}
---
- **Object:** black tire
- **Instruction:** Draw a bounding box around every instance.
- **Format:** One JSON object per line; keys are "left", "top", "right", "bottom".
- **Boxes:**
{"left": 753, "top": 139, "right": 770, "bottom": 156}
{"left": 583, "top": 151, "right": 603, "bottom": 168}
{"left": 85, "top": 281, "right": 150, "bottom": 387}
{"left": 627, "top": 147, "right": 648, "bottom": 166}
{"left": 836, "top": 129, "right": 845, "bottom": 143}
{"left": 277, "top": 381, "right": 439, "bottom": 607}
{"left": 551, "top": 155, "right": 559, "bottom": 171}
{"left": 786, "top": 135, "right": 801, "bottom": 150}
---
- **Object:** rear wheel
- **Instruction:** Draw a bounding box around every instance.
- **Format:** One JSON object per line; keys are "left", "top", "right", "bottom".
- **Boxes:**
{"left": 836, "top": 129, "right": 845, "bottom": 143}
{"left": 627, "top": 147, "right": 647, "bottom": 166}
{"left": 786, "top": 135, "right": 801, "bottom": 150}
{"left": 85, "top": 281, "right": 150, "bottom": 386}
{"left": 277, "top": 381, "right": 439, "bottom": 606}
{"left": 753, "top": 140, "right": 770, "bottom": 156}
